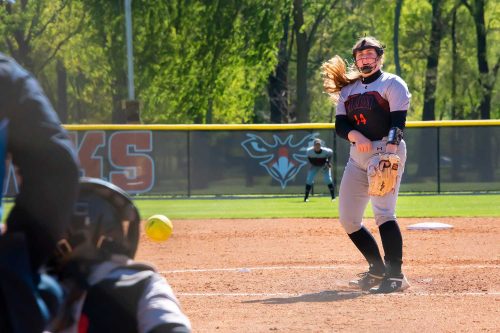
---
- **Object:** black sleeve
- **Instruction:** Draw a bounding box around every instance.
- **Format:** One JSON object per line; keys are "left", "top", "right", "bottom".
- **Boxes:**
{"left": 390, "top": 110, "right": 407, "bottom": 130}
{"left": 335, "top": 115, "right": 354, "bottom": 141}
{"left": 2, "top": 59, "right": 80, "bottom": 272}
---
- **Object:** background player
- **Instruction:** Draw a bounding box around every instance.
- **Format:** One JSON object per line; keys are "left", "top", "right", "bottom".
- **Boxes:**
{"left": 0, "top": 52, "right": 80, "bottom": 332}
{"left": 303, "top": 138, "right": 335, "bottom": 202}
{"left": 49, "top": 178, "right": 192, "bottom": 333}
{"left": 321, "top": 36, "right": 411, "bottom": 293}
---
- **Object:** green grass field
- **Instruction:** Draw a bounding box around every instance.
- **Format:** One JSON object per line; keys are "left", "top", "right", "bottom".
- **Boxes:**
{"left": 133, "top": 194, "right": 500, "bottom": 220}
{"left": 2, "top": 194, "right": 498, "bottom": 222}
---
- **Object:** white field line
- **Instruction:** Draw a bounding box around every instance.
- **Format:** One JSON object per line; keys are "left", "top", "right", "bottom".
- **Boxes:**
{"left": 160, "top": 263, "right": 499, "bottom": 274}
{"left": 176, "top": 291, "right": 500, "bottom": 297}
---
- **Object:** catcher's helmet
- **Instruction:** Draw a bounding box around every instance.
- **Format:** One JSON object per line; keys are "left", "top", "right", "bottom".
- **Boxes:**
{"left": 61, "top": 177, "right": 140, "bottom": 260}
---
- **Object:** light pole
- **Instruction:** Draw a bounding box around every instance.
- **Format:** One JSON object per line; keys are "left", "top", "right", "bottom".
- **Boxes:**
{"left": 123, "top": 0, "right": 140, "bottom": 123}
{"left": 125, "top": 0, "right": 134, "bottom": 100}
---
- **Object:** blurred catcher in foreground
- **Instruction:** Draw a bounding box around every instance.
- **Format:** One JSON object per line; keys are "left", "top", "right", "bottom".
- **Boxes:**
{"left": 0, "top": 52, "right": 80, "bottom": 333}
{"left": 48, "top": 177, "right": 191, "bottom": 333}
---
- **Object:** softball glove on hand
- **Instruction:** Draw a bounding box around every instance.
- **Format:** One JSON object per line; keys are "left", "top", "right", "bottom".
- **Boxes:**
{"left": 367, "top": 153, "right": 400, "bottom": 196}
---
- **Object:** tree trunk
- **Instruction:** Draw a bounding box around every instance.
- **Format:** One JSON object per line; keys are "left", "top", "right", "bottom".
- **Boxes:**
{"left": 469, "top": 0, "right": 492, "bottom": 180}
{"left": 112, "top": 95, "right": 125, "bottom": 124}
{"left": 422, "top": 0, "right": 443, "bottom": 121}
{"left": 450, "top": 9, "right": 458, "bottom": 120}
{"left": 460, "top": 0, "right": 496, "bottom": 181}
{"left": 418, "top": 0, "right": 444, "bottom": 178}
{"left": 471, "top": 0, "right": 490, "bottom": 120}
{"left": 206, "top": 97, "right": 213, "bottom": 124}
{"left": 450, "top": 9, "right": 461, "bottom": 181}
{"left": 56, "top": 60, "right": 68, "bottom": 123}
{"left": 111, "top": 71, "right": 128, "bottom": 124}
{"left": 74, "top": 70, "right": 85, "bottom": 122}
{"left": 393, "top": 0, "right": 404, "bottom": 77}
{"left": 268, "top": 13, "right": 290, "bottom": 124}
{"left": 293, "top": 0, "right": 309, "bottom": 123}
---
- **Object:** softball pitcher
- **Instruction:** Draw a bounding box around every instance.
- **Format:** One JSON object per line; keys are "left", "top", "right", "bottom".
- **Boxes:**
{"left": 303, "top": 138, "right": 335, "bottom": 202}
{"left": 322, "top": 36, "right": 411, "bottom": 293}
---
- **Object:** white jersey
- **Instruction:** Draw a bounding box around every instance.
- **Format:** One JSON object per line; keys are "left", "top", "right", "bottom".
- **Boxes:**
{"left": 336, "top": 71, "right": 411, "bottom": 140}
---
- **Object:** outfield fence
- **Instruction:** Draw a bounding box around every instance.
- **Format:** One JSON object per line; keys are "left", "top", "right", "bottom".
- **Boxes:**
{"left": 4, "top": 120, "right": 498, "bottom": 197}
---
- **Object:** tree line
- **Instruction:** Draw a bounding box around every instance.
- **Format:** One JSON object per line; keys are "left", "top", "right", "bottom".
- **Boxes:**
{"left": 0, "top": 0, "right": 498, "bottom": 124}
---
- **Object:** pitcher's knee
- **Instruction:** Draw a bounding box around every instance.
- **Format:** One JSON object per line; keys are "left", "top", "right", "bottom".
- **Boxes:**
{"left": 375, "top": 216, "right": 397, "bottom": 227}
{"left": 339, "top": 219, "right": 363, "bottom": 234}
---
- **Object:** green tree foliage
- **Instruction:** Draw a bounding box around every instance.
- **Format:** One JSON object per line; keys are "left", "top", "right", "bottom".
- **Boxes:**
{"left": 0, "top": 0, "right": 498, "bottom": 123}
{"left": 130, "top": 1, "right": 285, "bottom": 124}
{"left": 308, "top": 0, "right": 499, "bottom": 121}
{"left": 0, "top": 0, "right": 86, "bottom": 115}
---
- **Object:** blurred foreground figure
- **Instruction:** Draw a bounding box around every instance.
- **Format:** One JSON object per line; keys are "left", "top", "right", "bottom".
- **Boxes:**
{"left": 48, "top": 178, "right": 192, "bottom": 333}
{"left": 0, "top": 52, "right": 80, "bottom": 332}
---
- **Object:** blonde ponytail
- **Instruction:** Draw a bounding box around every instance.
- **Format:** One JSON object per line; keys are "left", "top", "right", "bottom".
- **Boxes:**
{"left": 321, "top": 55, "right": 361, "bottom": 103}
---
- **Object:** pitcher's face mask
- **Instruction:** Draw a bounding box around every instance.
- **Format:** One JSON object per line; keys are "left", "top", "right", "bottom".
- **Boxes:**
{"left": 352, "top": 39, "right": 384, "bottom": 74}
{"left": 355, "top": 49, "right": 379, "bottom": 74}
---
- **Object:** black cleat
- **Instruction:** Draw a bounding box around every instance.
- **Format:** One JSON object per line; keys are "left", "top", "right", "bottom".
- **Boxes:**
{"left": 349, "top": 271, "right": 384, "bottom": 291}
{"left": 369, "top": 274, "right": 410, "bottom": 294}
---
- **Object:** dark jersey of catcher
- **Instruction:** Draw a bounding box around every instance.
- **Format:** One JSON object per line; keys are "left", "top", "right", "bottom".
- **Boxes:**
{"left": 0, "top": 53, "right": 79, "bottom": 272}
{"left": 335, "top": 70, "right": 411, "bottom": 141}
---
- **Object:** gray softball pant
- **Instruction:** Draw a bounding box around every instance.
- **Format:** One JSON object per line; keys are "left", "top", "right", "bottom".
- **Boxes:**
{"left": 338, "top": 139, "right": 407, "bottom": 234}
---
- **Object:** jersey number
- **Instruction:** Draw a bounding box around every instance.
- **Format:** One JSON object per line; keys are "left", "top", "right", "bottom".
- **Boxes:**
{"left": 353, "top": 114, "right": 367, "bottom": 125}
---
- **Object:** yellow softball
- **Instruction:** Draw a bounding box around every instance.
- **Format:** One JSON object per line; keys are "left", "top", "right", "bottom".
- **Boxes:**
{"left": 145, "top": 214, "right": 173, "bottom": 242}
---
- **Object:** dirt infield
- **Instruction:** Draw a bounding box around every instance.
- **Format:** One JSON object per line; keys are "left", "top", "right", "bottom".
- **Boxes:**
{"left": 136, "top": 217, "right": 500, "bottom": 332}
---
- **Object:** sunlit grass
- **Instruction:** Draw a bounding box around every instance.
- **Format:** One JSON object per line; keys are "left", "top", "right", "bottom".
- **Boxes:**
{"left": 133, "top": 194, "right": 500, "bottom": 220}
{"left": 2, "top": 194, "right": 497, "bottom": 222}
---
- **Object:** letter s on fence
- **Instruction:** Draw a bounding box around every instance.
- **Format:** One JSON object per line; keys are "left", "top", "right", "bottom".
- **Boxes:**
{"left": 109, "top": 131, "right": 155, "bottom": 194}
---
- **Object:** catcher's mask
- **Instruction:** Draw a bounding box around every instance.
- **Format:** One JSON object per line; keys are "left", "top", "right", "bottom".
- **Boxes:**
{"left": 57, "top": 177, "right": 140, "bottom": 261}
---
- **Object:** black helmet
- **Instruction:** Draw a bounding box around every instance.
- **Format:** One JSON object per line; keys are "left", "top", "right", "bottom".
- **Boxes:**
{"left": 352, "top": 38, "right": 384, "bottom": 58}
{"left": 59, "top": 177, "right": 140, "bottom": 261}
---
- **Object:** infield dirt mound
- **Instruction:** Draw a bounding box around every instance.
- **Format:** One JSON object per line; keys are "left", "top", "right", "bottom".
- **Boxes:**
{"left": 136, "top": 217, "right": 500, "bottom": 332}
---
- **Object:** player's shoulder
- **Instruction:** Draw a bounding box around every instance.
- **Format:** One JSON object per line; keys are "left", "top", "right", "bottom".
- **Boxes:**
{"left": 380, "top": 71, "right": 409, "bottom": 89}
{"left": 0, "top": 54, "right": 32, "bottom": 97}
{"left": 339, "top": 79, "right": 360, "bottom": 95}
{"left": 0, "top": 54, "right": 16, "bottom": 86}
{"left": 0, "top": 53, "right": 26, "bottom": 78}
{"left": 323, "top": 147, "right": 333, "bottom": 154}
{"left": 90, "top": 258, "right": 156, "bottom": 285}
{"left": 306, "top": 147, "right": 315, "bottom": 156}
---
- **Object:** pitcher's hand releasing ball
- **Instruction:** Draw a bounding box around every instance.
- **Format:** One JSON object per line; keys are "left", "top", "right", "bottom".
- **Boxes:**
{"left": 145, "top": 215, "right": 173, "bottom": 242}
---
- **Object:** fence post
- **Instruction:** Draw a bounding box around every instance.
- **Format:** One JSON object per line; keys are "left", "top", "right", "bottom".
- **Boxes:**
{"left": 437, "top": 126, "right": 441, "bottom": 194}
{"left": 187, "top": 131, "right": 191, "bottom": 197}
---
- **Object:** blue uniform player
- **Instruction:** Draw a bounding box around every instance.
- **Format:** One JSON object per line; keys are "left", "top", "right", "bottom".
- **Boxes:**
{"left": 303, "top": 138, "right": 335, "bottom": 202}
{"left": 0, "top": 52, "right": 80, "bottom": 332}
